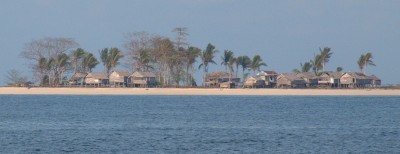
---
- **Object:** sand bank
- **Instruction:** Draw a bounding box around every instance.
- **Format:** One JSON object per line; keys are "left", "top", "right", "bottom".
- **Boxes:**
{"left": 0, "top": 87, "right": 399, "bottom": 96}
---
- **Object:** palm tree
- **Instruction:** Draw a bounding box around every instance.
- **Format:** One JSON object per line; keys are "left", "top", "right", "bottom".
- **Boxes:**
{"left": 358, "top": 52, "right": 375, "bottom": 74}
{"left": 237, "top": 56, "right": 251, "bottom": 80}
{"left": 71, "top": 48, "right": 86, "bottom": 74}
{"left": 186, "top": 46, "right": 201, "bottom": 86}
{"left": 83, "top": 53, "right": 99, "bottom": 72}
{"left": 135, "top": 49, "right": 153, "bottom": 71}
{"left": 336, "top": 67, "right": 343, "bottom": 72}
{"left": 250, "top": 55, "right": 267, "bottom": 75}
{"left": 100, "top": 48, "right": 110, "bottom": 74}
{"left": 227, "top": 57, "right": 236, "bottom": 82}
{"left": 302, "top": 62, "right": 312, "bottom": 72}
{"left": 198, "top": 43, "right": 218, "bottom": 86}
{"left": 56, "top": 53, "right": 70, "bottom": 84}
{"left": 221, "top": 50, "right": 234, "bottom": 72}
{"left": 319, "top": 47, "right": 333, "bottom": 72}
{"left": 311, "top": 54, "right": 323, "bottom": 74}
{"left": 108, "top": 48, "right": 123, "bottom": 72}
{"left": 293, "top": 62, "right": 312, "bottom": 73}
{"left": 39, "top": 57, "right": 54, "bottom": 86}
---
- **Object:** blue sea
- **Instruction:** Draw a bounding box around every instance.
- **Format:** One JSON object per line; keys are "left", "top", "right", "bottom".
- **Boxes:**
{"left": 0, "top": 95, "right": 399, "bottom": 153}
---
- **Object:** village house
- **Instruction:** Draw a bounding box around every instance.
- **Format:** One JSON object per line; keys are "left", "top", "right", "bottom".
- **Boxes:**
{"left": 296, "top": 72, "right": 318, "bottom": 87}
{"left": 318, "top": 72, "right": 343, "bottom": 88}
{"left": 256, "top": 70, "right": 278, "bottom": 88}
{"left": 340, "top": 72, "right": 376, "bottom": 88}
{"left": 244, "top": 76, "right": 265, "bottom": 88}
{"left": 277, "top": 73, "right": 307, "bottom": 88}
{"left": 85, "top": 72, "right": 109, "bottom": 87}
{"left": 368, "top": 75, "right": 381, "bottom": 87}
{"left": 109, "top": 70, "right": 130, "bottom": 87}
{"left": 205, "top": 71, "right": 240, "bottom": 88}
{"left": 69, "top": 72, "right": 88, "bottom": 86}
{"left": 128, "top": 71, "right": 156, "bottom": 88}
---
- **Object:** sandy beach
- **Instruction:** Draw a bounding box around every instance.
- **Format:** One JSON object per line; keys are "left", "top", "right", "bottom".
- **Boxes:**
{"left": 0, "top": 87, "right": 399, "bottom": 96}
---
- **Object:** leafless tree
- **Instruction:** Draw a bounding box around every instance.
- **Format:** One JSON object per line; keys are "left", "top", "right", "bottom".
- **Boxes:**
{"left": 21, "top": 37, "right": 78, "bottom": 86}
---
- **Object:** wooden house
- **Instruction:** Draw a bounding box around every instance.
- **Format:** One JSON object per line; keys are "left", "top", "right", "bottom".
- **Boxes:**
{"left": 296, "top": 72, "right": 318, "bottom": 87}
{"left": 277, "top": 73, "right": 307, "bottom": 88}
{"left": 244, "top": 76, "right": 265, "bottom": 88}
{"left": 368, "top": 75, "right": 381, "bottom": 87}
{"left": 85, "top": 72, "right": 109, "bottom": 87}
{"left": 340, "top": 72, "right": 372, "bottom": 88}
{"left": 128, "top": 71, "right": 156, "bottom": 88}
{"left": 69, "top": 72, "right": 87, "bottom": 86}
{"left": 318, "top": 72, "right": 343, "bottom": 88}
{"left": 205, "top": 71, "right": 240, "bottom": 88}
{"left": 109, "top": 70, "right": 130, "bottom": 87}
{"left": 256, "top": 70, "right": 278, "bottom": 88}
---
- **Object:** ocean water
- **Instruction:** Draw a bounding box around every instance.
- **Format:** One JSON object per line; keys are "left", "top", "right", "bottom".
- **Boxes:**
{"left": 0, "top": 95, "right": 399, "bottom": 153}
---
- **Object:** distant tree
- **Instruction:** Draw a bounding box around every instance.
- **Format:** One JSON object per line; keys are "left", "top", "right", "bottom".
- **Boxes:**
{"left": 5, "top": 69, "right": 27, "bottom": 86}
{"left": 294, "top": 62, "right": 313, "bottom": 73}
{"left": 250, "top": 55, "right": 267, "bottom": 75}
{"left": 199, "top": 43, "right": 218, "bottom": 86}
{"left": 227, "top": 56, "right": 236, "bottom": 82}
{"left": 100, "top": 48, "right": 110, "bottom": 74}
{"left": 55, "top": 53, "right": 70, "bottom": 84}
{"left": 221, "top": 50, "right": 234, "bottom": 72}
{"left": 319, "top": 47, "right": 333, "bottom": 72}
{"left": 21, "top": 37, "right": 78, "bottom": 86}
{"left": 311, "top": 54, "right": 323, "bottom": 74}
{"left": 186, "top": 46, "right": 201, "bottom": 86}
{"left": 108, "top": 48, "right": 124, "bottom": 71}
{"left": 237, "top": 55, "right": 251, "bottom": 80}
{"left": 82, "top": 53, "right": 99, "bottom": 72}
{"left": 123, "top": 31, "right": 152, "bottom": 72}
{"left": 358, "top": 52, "right": 375, "bottom": 74}
{"left": 71, "top": 48, "right": 86, "bottom": 74}
{"left": 336, "top": 67, "right": 343, "bottom": 72}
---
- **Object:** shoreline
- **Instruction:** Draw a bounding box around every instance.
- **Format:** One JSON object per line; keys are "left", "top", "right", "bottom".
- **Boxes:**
{"left": 0, "top": 87, "right": 399, "bottom": 96}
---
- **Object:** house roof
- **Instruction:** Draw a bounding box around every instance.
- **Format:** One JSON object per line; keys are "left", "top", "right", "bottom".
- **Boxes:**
{"left": 86, "top": 72, "right": 108, "bottom": 79}
{"left": 112, "top": 70, "right": 130, "bottom": 76}
{"left": 257, "top": 70, "right": 278, "bottom": 76}
{"left": 321, "top": 71, "right": 343, "bottom": 79}
{"left": 367, "top": 74, "right": 381, "bottom": 80}
{"left": 343, "top": 72, "right": 370, "bottom": 79}
{"left": 296, "top": 72, "right": 317, "bottom": 79}
{"left": 278, "top": 73, "right": 304, "bottom": 81}
{"left": 70, "top": 72, "right": 88, "bottom": 80}
{"left": 246, "top": 76, "right": 263, "bottom": 81}
{"left": 130, "top": 71, "right": 156, "bottom": 78}
{"left": 206, "top": 71, "right": 238, "bottom": 79}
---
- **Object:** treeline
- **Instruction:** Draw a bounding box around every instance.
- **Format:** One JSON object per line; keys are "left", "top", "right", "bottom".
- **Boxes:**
{"left": 18, "top": 28, "right": 267, "bottom": 87}
{"left": 13, "top": 27, "right": 376, "bottom": 87}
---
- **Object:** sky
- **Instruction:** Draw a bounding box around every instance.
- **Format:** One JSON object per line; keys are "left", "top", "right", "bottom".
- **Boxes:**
{"left": 1, "top": 0, "right": 399, "bottom": 85}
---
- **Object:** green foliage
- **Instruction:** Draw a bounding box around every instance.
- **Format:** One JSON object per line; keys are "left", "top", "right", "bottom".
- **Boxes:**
{"left": 336, "top": 67, "right": 343, "bottom": 72}
{"left": 250, "top": 55, "right": 267, "bottom": 74}
{"left": 358, "top": 52, "right": 375, "bottom": 73}
{"left": 83, "top": 53, "right": 99, "bottom": 72}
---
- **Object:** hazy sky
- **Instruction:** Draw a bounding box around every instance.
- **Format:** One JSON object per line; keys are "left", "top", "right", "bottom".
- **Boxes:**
{"left": 1, "top": 0, "right": 399, "bottom": 85}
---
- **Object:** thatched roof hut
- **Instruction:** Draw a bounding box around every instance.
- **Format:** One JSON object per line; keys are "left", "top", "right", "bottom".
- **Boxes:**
{"left": 244, "top": 76, "right": 265, "bottom": 88}
{"left": 205, "top": 71, "right": 240, "bottom": 87}
{"left": 319, "top": 72, "right": 343, "bottom": 88}
{"left": 296, "top": 72, "right": 318, "bottom": 87}
{"left": 129, "top": 71, "right": 157, "bottom": 87}
{"left": 69, "top": 72, "right": 88, "bottom": 85}
{"left": 277, "top": 73, "right": 307, "bottom": 88}
{"left": 109, "top": 70, "right": 130, "bottom": 87}
{"left": 340, "top": 72, "right": 373, "bottom": 88}
{"left": 257, "top": 70, "right": 278, "bottom": 88}
{"left": 85, "top": 72, "right": 109, "bottom": 86}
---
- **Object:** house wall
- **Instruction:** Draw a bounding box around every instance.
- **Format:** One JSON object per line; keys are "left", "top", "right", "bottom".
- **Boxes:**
{"left": 110, "top": 72, "right": 127, "bottom": 83}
